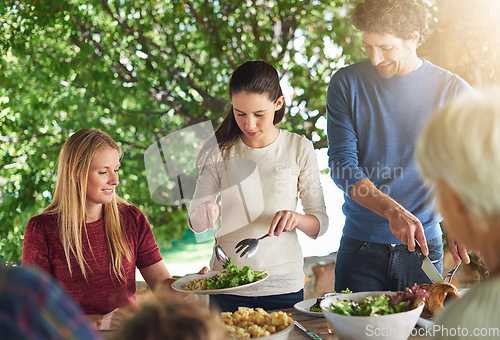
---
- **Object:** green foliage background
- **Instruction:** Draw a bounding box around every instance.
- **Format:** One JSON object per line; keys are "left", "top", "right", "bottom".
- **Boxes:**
{"left": 1, "top": 0, "right": 498, "bottom": 263}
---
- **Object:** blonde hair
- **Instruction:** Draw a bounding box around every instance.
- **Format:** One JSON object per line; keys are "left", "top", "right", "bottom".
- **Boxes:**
{"left": 416, "top": 89, "right": 500, "bottom": 222}
{"left": 43, "top": 129, "right": 131, "bottom": 281}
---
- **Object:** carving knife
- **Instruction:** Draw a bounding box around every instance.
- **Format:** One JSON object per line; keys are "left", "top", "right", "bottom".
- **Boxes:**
{"left": 293, "top": 320, "right": 322, "bottom": 340}
{"left": 415, "top": 240, "right": 444, "bottom": 283}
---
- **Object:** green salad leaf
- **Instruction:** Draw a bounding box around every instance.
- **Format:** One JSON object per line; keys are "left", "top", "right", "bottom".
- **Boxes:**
{"left": 206, "top": 257, "right": 266, "bottom": 289}
{"left": 326, "top": 284, "right": 428, "bottom": 316}
{"left": 310, "top": 288, "right": 353, "bottom": 312}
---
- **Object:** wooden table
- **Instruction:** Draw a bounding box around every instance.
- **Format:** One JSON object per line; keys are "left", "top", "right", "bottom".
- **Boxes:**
{"left": 282, "top": 307, "right": 429, "bottom": 340}
{"left": 281, "top": 307, "right": 332, "bottom": 339}
{"left": 100, "top": 305, "right": 429, "bottom": 339}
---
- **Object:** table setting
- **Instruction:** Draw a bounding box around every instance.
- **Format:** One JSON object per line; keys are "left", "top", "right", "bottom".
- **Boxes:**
{"left": 167, "top": 233, "right": 458, "bottom": 339}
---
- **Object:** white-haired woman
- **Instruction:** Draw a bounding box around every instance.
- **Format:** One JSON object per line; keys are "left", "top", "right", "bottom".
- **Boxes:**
{"left": 416, "top": 89, "right": 500, "bottom": 338}
{"left": 22, "top": 128, "right": 207, "bottom": 331}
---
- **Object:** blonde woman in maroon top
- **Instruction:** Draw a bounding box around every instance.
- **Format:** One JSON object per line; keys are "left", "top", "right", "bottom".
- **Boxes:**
{"left": 22, "top": 129, "right": 207, "bottom": 331}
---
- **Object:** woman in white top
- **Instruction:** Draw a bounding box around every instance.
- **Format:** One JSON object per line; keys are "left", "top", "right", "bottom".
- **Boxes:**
{"left": 188, "top": 60, "right": 328, "bottom": 312}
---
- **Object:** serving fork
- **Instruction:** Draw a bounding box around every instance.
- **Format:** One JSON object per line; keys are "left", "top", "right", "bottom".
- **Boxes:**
{"left": 444, "top": 262, "right": 460, "bottom": 283}
{"left": 235, "top": 234, "right": 270, "bottom": 258}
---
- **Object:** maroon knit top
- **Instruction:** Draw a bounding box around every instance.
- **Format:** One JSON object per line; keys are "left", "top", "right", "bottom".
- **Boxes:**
{"left": 22, "top": 204, "right": 163, "bottom": 315}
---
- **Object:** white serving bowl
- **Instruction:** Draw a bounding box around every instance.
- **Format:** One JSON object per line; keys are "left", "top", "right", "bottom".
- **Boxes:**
{"left": 320, "top": 291, "right": 424, "bottom": 340}
{"left": 234, "top": 322, "right": 294, "bottom": 340}
{"left": 262, "top": 322, "right": 294, "bottom": 340}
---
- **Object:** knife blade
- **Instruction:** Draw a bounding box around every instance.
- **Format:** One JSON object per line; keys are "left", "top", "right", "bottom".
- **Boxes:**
{"left": 414, "top": 240, "right": 444, "bottom": 283}
{"left": 293, "top": 320, "right": 323, "bottom": 340}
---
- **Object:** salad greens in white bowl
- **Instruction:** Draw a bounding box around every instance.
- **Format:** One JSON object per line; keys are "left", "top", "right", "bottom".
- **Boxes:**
{"left": 320, "top": 285, "right": 427, "bottom": 340}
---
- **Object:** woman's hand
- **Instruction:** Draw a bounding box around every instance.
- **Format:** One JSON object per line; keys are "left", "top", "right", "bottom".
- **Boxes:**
{"left": 189, "top": 201, "right": 219, "bottom": 232}
{"left": 157, "top": 266, "right": 209, "bottom": 301}
{"left": 269, "top": 210, "right": 300, "bottom": 236}
{"left": 197, "top": 266, "right": 210, "bottom": 275}
{"left": 269, "top": 210, "right": 320, "bottom": 238}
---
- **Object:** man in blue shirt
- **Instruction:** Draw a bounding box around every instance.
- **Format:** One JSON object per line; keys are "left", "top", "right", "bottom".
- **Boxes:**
{"left": 327, "top": 0, "right": 472, "bottom": 292}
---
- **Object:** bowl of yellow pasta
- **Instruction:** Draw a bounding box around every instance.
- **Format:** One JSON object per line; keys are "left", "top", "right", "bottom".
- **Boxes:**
{"left": 221, "top": 307, "right": 294, "bottom": 339}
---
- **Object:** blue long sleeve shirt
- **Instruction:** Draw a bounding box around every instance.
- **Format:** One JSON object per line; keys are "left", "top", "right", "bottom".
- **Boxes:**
{"left": 326, "top": 59, "right": 472, "bottom": 244}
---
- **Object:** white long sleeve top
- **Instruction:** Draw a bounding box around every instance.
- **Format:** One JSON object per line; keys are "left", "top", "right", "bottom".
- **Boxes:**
{"left": 189, "top": 130, "right": 328, "bottom": 296}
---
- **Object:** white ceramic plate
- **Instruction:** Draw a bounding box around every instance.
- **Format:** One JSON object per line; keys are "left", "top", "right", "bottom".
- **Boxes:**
{"left": 416, "top": 316, "right": 434, "bottom": 330}
{"left": 171, "top": 270, "right": 268, "bottom": 295}
{"left": 293, "top": 298, "right": 324, "bottom": 317}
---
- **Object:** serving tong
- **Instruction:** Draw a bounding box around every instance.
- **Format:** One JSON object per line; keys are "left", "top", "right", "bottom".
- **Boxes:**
{"left": 207, "top": 210, "right": 228, "bottom": 264}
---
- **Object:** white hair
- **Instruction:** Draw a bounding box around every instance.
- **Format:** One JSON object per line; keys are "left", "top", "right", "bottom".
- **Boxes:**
{"left": 416, "top": 88, "right": 500, "bottom": 221}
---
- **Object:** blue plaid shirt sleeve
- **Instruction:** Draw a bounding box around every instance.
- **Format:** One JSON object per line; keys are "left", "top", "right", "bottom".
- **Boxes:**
{"left": 0, "top": 263, "right": 102, "bottom": 340}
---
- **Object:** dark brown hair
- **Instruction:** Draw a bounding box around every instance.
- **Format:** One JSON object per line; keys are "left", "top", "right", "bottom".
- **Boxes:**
{"left": 351, "top": 0, "right": 429, "bottom": 45}
{"left": 196, "top": 60, "right": 285, "bottom": 169}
